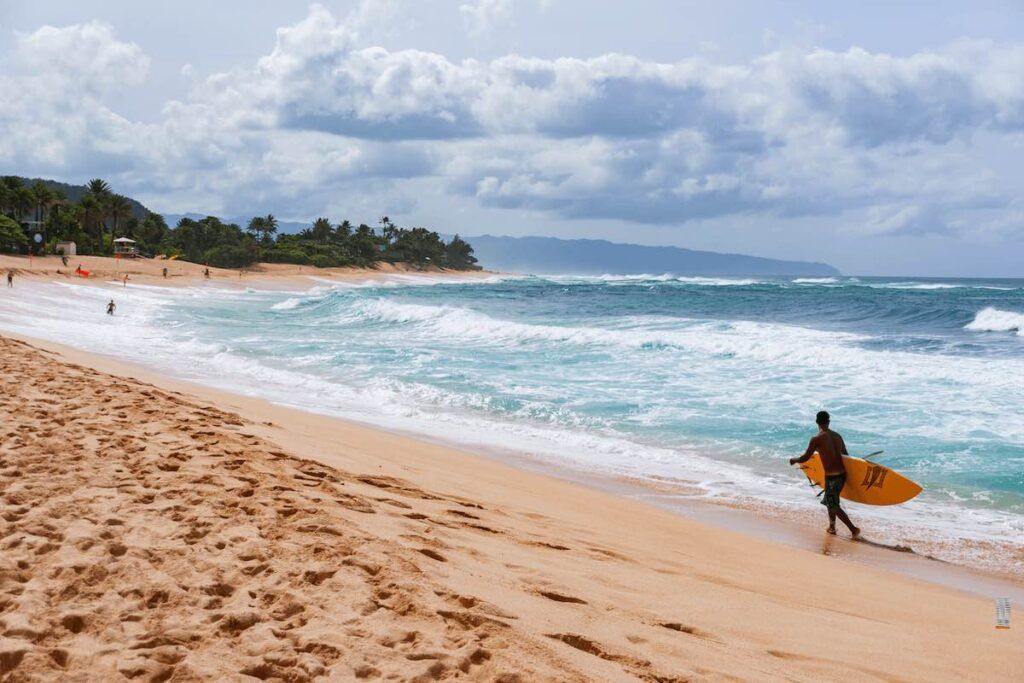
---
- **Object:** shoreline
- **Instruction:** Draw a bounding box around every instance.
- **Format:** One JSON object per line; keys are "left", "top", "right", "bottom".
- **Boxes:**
{"left": 1, "top": 267, "right": 1021, "bottom": 596}
{"left": 6, "top": 323, "right": 1024, "bottom": 600}
{"left": 1, "top": 331, "right": 1021, "bottom": 679}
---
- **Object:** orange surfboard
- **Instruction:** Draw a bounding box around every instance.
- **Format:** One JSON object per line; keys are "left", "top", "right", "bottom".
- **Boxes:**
{"left": 799, "top": 454, "right": 922, "bottom": 506}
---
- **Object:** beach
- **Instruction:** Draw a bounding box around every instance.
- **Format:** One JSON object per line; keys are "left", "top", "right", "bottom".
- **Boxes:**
{"left": 0, "top": 255, "right": 495, "bottom": 291}
{"left": 0, "top": 262, "right": 1022, "bottom": 680}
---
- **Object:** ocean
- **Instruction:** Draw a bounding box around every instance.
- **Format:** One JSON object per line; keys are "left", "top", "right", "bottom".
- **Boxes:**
{"left": 2, "top": 273, "right": 1022, "bottom": 574}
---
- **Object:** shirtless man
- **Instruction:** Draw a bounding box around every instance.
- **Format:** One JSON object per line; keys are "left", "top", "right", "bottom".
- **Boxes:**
{"left": 790, "top": 411, "right": 860, "bottom": 537}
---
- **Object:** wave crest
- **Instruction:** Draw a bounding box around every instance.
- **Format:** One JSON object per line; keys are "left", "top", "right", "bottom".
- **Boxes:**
{"left": 965, "top": 307, "right": 1024, "bottom": 336}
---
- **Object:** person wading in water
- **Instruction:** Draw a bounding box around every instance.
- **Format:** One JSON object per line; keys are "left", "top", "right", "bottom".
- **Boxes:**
{"left": 790, "top": 411, "right": 860, "bottom": 537}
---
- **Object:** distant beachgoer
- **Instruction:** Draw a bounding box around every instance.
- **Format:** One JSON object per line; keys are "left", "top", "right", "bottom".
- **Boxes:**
{"left": 6, "top": 271, "right": 12, "bottom": 287}
{"left": 123, "top": 274, "right": 129, "bottom": 287}
{"left": 106, "top": 299, "right": 116, "bottom": 316}
{"left": 204, "top": 267, "right": 210, "bottom": 279}
{"left": 162, "top": 267, "right": 168, "bottom": 279}
{"left": 790, "top": 411, "right": 860, "bottom": 537}
{"left": 61, "top": 255, "right": 69, "bottom": 267}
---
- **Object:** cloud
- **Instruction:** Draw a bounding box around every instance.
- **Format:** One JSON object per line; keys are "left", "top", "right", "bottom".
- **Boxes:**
{"left": 460, "top": 0, "right": 516, "bottom": 38}
{"left": 2, "top": 5, "right": 1024, "bottom": 236}
{"left": 13, "top": 21, "right": 149, "bottom": 91}
{"left": 459, "top": 0, "right": 555, "bottom": 38}
{"left": 0, "top": 21, "right": 150, "bottom": 172}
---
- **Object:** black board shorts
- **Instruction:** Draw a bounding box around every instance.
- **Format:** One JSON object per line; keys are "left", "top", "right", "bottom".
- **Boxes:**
{"left": 821, "top": 473, "right": 847, "bottom": 511}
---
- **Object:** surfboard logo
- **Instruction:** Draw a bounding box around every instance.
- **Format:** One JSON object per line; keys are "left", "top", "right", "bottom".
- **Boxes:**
{"left": 861, "top": 465, "right": 889, "bottom": 490}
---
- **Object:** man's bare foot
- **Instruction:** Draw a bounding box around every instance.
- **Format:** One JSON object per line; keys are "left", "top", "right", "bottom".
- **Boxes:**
{"left": 827, "top": 527, "right": 837, "bottom": 535}
{"left": 850, "top": 527, "right": 861, "bottom": 538}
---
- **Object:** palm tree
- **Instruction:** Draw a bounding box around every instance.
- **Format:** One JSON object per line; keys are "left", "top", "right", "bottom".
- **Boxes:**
{"left": 263, "top": 214, "right": 278, "bottom": 244}
{"left": 28, "top": 182, "right": 55, "bottom": 246}
{"left": 108, "top": 194, "right": 132, "bottom": 238}
{"left": 82, "top": 179, "right": 113, "bottom": 250}
{"left": 1, "top": 176, "right": 23, "bottom": 214}
{"left": 380, "top": 216, "right": 398, "bottom": 244}
{"left": 77, "top": 195, "right": 105, "bottom": 253}
{"left": 12, "top": 187, "right": 32, "bottom": 223}
{"left": 335, "top": 219, "right": 352, "bottom": 240}
{"left": 247, "top": 216, "right": 267, "bottom": 241}
{"left": 311, "top": 217, "right": 332, "bottom": 243}
{"left": 87, "top": 178, "right": 111, "bottom": 196}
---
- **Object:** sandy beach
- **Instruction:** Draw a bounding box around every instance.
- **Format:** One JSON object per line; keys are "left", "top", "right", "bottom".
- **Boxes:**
{"left": 1, "top": 313, "right": 1022, "bottom": 680}
{"left": 0, "top": 254, "right": 496, "bottom": 291}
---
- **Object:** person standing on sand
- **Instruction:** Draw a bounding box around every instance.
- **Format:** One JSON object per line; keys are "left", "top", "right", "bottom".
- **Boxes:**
{"left": 789, "top": 411, "right": 860, "bottom": 537}
{"left": 123, "top": 274, "right": 129, "bottom": 287}
{"left": 204, "top": 267, "right": 210, "bottom": 278}
{"left": 162, "top": 267, "right": 168, "bottom": 279}
{"left": 106, "top": 299, "right": 116, "bottom": 316}
{"left": 6, "top": 271, "right": 12, "bottom": 287}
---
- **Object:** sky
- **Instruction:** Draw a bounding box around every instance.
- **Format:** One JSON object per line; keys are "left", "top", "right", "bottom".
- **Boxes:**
{"left": 2, "top": 1, "right": 1024, "bottom": 276}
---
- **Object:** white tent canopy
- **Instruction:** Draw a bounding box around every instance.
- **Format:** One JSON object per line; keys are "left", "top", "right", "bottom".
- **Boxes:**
{"left": 113, "top": 237, "right": 136, "bottom": 243}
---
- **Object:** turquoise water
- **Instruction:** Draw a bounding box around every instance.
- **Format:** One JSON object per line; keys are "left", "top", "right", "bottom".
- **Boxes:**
{"left": 2, "top": 273, "right": 1022, "bottom": 572}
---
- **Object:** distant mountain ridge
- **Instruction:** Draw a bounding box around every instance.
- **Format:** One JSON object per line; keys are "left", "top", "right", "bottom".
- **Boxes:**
{"left": 462, "top": 234, "right": 840, "bottom": 276}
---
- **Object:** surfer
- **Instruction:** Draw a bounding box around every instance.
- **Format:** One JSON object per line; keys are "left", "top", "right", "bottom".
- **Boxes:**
{"left": 790, "top": 411, "right": 860, "bottom": 538}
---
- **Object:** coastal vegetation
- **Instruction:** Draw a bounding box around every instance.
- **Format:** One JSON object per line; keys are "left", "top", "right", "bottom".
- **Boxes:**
{"left": 0, "top": 176, "right": 478, "bottom": 270}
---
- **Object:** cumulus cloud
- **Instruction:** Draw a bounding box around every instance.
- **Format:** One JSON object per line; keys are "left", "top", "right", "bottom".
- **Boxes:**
{"left": 13, "top": 21, "right": 150, "bottom": 91}
{"left": 0, "top": 21, "right": 150, "bottom": 172}
{"left": 2, "top": 5, "right": 1024, "bottom": 237}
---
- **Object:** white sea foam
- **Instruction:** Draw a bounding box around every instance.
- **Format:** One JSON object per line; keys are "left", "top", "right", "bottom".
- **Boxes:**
{"left": 674, "top": 276, "right": 761, "bottom": 286}
{"left": 546, "top": 273, "right": 762, "bottom": 286}
{"left": 965, "top": 307, "right": 1024, "bottom": 336}
{"left": 867, "top": 281, "right": 1016, "bottom": 291}
{"left": 307, "top": 273, "right": 514, "bottom": 290}
{"left": 792, "top": 277, "right": 839, "bottom": 284}
{"left": 271, "top": 297, "right": 305, "bottom": 310}
{"left": 881, "top": 282, "right": 962, "bottom": 290}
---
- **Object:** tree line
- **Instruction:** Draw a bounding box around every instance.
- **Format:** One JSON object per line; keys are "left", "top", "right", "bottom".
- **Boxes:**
{"left": 0, "top": 176, "right": 479, "bottom": 271}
